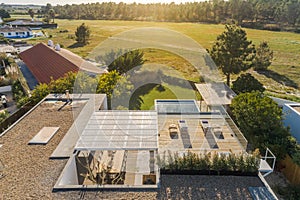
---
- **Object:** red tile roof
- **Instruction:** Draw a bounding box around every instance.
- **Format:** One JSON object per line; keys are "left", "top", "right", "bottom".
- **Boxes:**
{"left": 19, "top": 43, "right": 80, "bottom": 84}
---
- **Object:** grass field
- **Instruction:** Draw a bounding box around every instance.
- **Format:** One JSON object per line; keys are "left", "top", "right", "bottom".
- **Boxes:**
{"left": 12, "top": 16, "right": 300, "bottom": 106}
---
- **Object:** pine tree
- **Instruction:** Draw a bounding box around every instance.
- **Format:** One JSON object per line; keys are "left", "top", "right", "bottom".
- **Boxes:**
{"left": 208, "top": 24, "right": 256, "bottom": 86}
{"left": 75, "top": 23, "right": 90, "bottom": 45}
{"left": 253, "top": 41, "right": 273, "bottom": 71}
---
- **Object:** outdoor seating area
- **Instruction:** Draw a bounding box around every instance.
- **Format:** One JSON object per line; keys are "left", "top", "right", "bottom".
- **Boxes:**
{"left": 168, "top": 124, "right": 178, "bottom": 139}
{"left": 77, "top": 150, "right": 126, "bottom": 185}
{"left": 56, "top": 149, "right": 159, "bottom": 188}
{"left": 158, "top": 115, "right": 245, "bottom": 156}
{"left": 54, "top": 110, "right": 159, "bottom": 189}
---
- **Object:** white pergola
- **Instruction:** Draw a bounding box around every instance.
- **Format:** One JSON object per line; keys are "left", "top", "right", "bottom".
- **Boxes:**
{"left": 195, "top": 83, "right": 236, "bottom": 106}
{"left": 75, "top": 111, "right": 158, "bottom": 151}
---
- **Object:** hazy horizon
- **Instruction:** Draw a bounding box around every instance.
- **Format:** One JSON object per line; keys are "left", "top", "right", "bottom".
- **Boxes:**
{"left": 0, "top": 0, "right": 202, "bottom": 6}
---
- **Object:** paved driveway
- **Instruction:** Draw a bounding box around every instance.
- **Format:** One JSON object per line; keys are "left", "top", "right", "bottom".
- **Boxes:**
{"left": 16, "top": 59, "right": 38, "bottom": 90}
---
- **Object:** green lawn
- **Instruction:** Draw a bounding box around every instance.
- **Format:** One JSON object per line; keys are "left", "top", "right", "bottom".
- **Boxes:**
{"left": 15, "top": 18, "right": 300, "bottom": 105}
{"left": 130, "top": 83, "right": 198, "bottom": 110}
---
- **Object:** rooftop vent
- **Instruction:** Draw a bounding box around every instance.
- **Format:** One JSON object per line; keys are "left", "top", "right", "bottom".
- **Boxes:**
{"left": 48, "top": 40, "right": 54, "bottom": 47}
{"left": 55, "top": 44, "right": 61, "bottom": 51}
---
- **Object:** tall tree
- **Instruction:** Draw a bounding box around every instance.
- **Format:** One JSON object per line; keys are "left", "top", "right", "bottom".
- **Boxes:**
{"left": 75, "top": 23, "right": 90, "bottom": 45}
{"left": 103, "top": 49, "right": 145, "bottom": 74}
{"left": 0, "top": 9, "right": 10, "bottom": 18}
{"left": 253, "top": 41, "right": 273, "bottom": 71}
{"left": 28, "top": 9, "right": 34, "bottom": 20}
{"left": 51, "top": 1, "right": 300, "bottom": 27}
{"left": 96, "top": 70, "right": 121, "bottom": 109}
{"left": 97, "top": 70, "right": 121, "bottom": 98}
{"left": 231, "top": 91, "right": 292, "bottom": 159}
{"left": 44, "top": 3, "right": 52, "bottom": 14}
{"left": 284, "top": 0, "right": 300, "bottom": 26}
{"left": 208, "top": 24, "right": 255, "bottom": 86}
{"left": 48, "top": 9, "right": 55, "bottom": 23}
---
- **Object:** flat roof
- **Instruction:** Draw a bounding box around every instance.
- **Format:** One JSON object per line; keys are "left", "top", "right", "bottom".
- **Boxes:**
{"left": 195, "top": 83, "right": 236, "bottom": 106}
{"left": 50, "top": 94, "right": 107, "bottom": 158}
{"left": 0, "top": 26, "right": 31, "bottom": 32}
{"left": 155, "top": 99, "right": 200, "bottom": 114}
{"left": 75, "top": 111, "right": 158, "bottom": 151}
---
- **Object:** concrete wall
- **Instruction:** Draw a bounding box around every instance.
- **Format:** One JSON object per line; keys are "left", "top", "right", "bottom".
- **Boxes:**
{"left": 58, "top": 156, "right": 79, "bottom": 186}
{"left": 100, "top": 95, "right": 108, "bottom": 110}
{"left": 282, "top": 104, "right": 300, "bottom": 143}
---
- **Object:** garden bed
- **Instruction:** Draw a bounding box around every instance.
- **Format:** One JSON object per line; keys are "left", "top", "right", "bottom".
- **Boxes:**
{"left": 161, "top": 169, "right": 258, "bottom": 176}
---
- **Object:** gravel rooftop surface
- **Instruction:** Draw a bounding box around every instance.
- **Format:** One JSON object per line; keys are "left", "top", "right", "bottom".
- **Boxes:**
{"left": 0, "top": 101, "right": 264, "bottom": 200}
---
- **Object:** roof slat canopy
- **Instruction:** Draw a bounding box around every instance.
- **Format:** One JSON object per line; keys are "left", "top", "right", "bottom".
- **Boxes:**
{"left": 75, "top": 111, "right": 158, "bottom": 151}
{"left": 195, "top": 83, "right": 236, "bottom": 106}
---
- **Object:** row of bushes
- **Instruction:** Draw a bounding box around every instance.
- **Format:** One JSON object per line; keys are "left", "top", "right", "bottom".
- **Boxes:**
{"left": 157, "top": 150, "right": 260, "bottom": 175}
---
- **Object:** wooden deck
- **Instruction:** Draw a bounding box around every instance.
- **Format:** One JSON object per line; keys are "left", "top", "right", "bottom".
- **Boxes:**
{"left": 158, "top": 115, "right": 245, "bottom": 156}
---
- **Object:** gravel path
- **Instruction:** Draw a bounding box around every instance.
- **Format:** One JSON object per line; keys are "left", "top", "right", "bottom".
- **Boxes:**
{"left": 51, "top": 175, "right": 263, "bottom": 200}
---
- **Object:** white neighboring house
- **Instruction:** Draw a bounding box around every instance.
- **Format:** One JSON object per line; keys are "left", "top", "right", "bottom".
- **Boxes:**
{"left": 0, "top": 26, "right": 33, "bottom": 39}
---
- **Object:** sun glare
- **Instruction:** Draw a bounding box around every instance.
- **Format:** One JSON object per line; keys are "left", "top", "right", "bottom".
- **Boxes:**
{"left": 0, "top": 0, "right": 199, "bottom": 6}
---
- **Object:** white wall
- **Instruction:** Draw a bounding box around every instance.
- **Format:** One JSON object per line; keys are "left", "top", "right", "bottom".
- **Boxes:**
{"left": 58, "top": 156, "right": 79, "bottom": 186}
{"left": 283, "top": 104, "right": 300, "bottom": 143}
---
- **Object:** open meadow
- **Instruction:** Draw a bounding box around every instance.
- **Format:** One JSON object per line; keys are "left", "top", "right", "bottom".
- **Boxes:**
{"left": 19, "top": 17, "right": 300, "bottom": 106}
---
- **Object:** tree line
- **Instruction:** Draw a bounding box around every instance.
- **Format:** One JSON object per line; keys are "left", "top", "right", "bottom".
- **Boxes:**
{"left": 52, "top": 0, "right": 300, "bottom": 29}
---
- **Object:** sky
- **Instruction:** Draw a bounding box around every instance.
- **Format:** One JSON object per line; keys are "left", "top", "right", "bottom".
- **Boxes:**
{"left": 0, "top": 0, "right": 201, "bottom": 6}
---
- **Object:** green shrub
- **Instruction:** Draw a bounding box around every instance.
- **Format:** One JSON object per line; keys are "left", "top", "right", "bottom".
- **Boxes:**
{"left": 0, "top": 110, "right": 9, "bottom": 123}
{"left": 292, "top": 150, "right": 300, "bottom": 166}
{"left": 237, "top": 154, "right": 246, "bottom": 172}
{"left": 232, "top": 73, "right": 265, "bottom": 94}
{"left": 161, "top": 151, "right": 259, "bottom": 174}
{"left": 211, "top": 154, "right": 222, "bottom": 174}
{"left": 227, "top": 153, "right": 238, "bottom": 171}
{"left": 16, "top": 97, "right": 29, "bottom": 108}
{"left": 12, "top": 80, "right": 29, "bottom": 108}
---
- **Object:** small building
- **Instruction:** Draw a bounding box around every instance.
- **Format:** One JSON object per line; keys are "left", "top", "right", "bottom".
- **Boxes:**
{"left": 0, "top": 26, "right": 33, "bottom": 39}
{"left": 19, "top": 42, "right": 106, "bottom": 89}
{"left": 6, "top": 19, "right": 57, "bottom": 29}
